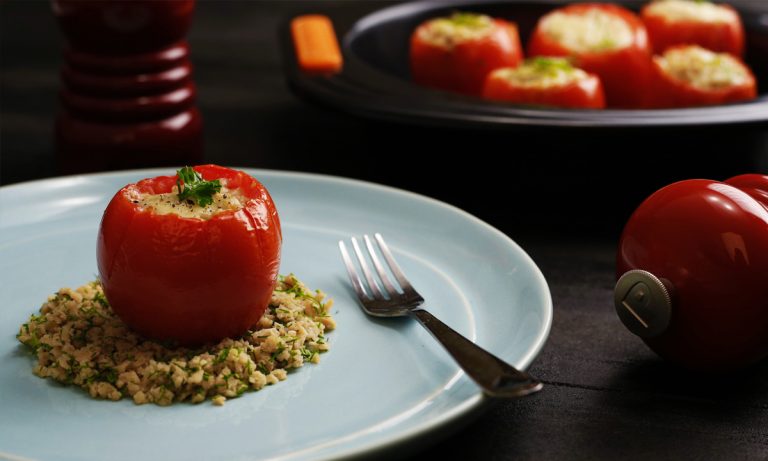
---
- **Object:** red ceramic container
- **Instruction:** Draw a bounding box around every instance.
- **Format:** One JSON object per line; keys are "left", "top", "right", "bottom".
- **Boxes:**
{"left": 616, "top": 175, "right": 768, "bottom": 371}
{"left": 63, "top": 42, "right": 190, "bottom": 74}
{"left": 61, "top": 62, "right": 192, "bottom": 97}
{"left": 53, "top": 1, "right": 202, "bottom": 174}
{"left": 56, "top": 108, "right": 203, "bottom": 174}
{"left": 60, "top": 82, "right": 196, "bottom": 120}
{"left": 52, "top": 0, "right": 194, "bottom": 55}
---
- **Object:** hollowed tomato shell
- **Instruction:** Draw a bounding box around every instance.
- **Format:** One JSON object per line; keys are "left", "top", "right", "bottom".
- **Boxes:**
{"left": 527, "top": 3, "right": 653, "bottom": 108}
{"left": 648, "top": 47, "right": 757, "bottom": 108}
{"left": 641, "top": 3, "right": 744, "bottom": 56}
{"left": 97, "top": 164, "right": 282, "bottom": 346}
{"left": 410, "top": 18, "right": 523, "bottom": 96}
{"left": 482, "top": 69, "right": 606, "bottom": 109}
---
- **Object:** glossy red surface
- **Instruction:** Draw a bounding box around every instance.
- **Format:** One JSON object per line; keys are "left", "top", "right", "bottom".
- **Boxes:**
{"left": 56, "top": 108, "right": 203, "bottom": 174}
{"left": 410, "top": 18, "right": 523, "bottom": 96}
{"left": 97, "top": 165, "right": 283, "bottom": 346}
{"left": 54, "top": 1, "right": 202, "bottom": 173}
{"left": 60, "top": 82, "right": 196, "bottom": 120}
{"left": 527, "top": 3, "right": 652, "bottom": 108}
{"left": 617, "top": 175, "right": 768, "bottom": 370}
{"left": 63, "top": 42, "right": 190, "bottom": 74}
{"left": 53, "top": 0, "right": 194, "bottom": 55}
{"left": 61, "top": 62, "right": 192, "bottom": 96}
{"left": 641, "top": 2, "right": 744, "bottom": 56}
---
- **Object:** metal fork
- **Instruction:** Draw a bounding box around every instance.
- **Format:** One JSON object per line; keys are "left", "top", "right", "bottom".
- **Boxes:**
{"left": 339, "top": 233, "right": 542, "bottom": 399}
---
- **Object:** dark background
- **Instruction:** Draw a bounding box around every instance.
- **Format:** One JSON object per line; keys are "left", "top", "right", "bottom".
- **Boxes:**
{"left": 2, "top": 1, "right": 768, "bottom": 459}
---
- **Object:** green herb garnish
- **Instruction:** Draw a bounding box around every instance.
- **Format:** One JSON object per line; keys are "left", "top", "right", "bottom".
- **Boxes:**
{"left": 176, "top": 166, "right": 222, "bottom": 207}
{"left": 446, "top": 12, "right": 490, "bottom": 29}
{"left": 530, "top": 57, "right": 574, "bottom": 73}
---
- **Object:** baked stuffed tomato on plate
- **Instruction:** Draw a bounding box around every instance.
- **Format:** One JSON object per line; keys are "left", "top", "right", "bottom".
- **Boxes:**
{"left": 97, "top": 164, "right": 282, "bottom": 346}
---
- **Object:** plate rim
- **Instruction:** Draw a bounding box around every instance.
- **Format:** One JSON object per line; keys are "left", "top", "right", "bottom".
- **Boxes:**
{"left": 0, "top": 167, "right": 553, "bottom": 460}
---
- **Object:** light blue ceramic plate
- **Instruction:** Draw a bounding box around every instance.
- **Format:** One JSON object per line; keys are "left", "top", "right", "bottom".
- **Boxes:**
{"left": 0, "top": 169, "right": 551, "bottom": 461}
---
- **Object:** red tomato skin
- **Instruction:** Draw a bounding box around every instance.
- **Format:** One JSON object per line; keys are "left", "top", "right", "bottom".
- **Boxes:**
{"left": 648, "top": 47, "right": 757, "bottom": 108}
{"left": 527, "top": 3, "right": 652, "bottom": 108}
{"left": 97, "top": 165, "right": 282, "bottom": 346}
{"left": 617, "top": 177, "right": 768, "bottom": 371}
{"left": 410, "top": 19, "right": 523, "bottom": 96}
{"left": 641, "top": 3, "right": 744, "bottom": 56}
{"left": 482, "top": 70, "right": 605, "bottom": 109}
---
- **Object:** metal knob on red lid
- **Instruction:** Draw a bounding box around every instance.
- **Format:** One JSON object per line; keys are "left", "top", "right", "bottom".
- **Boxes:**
{"left": 614, "top": 270, "right": 672, "bottom": 339}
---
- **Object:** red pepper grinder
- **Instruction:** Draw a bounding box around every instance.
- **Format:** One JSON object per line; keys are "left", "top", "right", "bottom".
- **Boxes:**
{"left": 53, "top": 0, "right": 203, "bottom": 174}
{"left": 615, "top": 174, "right": 768, "bottom": 371}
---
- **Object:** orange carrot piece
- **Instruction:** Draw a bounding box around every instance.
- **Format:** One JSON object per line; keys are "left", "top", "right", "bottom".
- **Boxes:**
{"left": 291, "top": 15, "right": 343, "bottom": 74}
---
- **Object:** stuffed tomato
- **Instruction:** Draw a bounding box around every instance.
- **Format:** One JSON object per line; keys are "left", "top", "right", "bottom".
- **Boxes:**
{"left": 641, "top": 0, "right": 744, "bottom": 56}
{"left": 483, "top": 57, "right": 605, "bottom": 109}
{"left": 410, "top": 12, "right": 523, "bottom": 96}
{"left": 527, "top": 3, "right": 652, "bottom": 108}
{"left": 649, "top": 44, "right": 756, "bottom": 108}
{"left": 97, "top": 164, "right": 282, "bottom": 346}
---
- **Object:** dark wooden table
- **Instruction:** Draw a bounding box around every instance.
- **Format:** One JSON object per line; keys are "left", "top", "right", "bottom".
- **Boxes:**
{"left": 2, "top": 1, "right": 768, "bottom": 459}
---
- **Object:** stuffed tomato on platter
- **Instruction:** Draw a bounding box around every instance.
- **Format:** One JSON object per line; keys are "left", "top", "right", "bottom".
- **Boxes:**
{"left": 526, "top": 2, "right": 652, "bottom": 108}
{"left": 404, "top": 0, "right": 759, "bottom": 112}
{"left": 410, "top": 12, "right": 523, "bottom": 96}
{"left": 649, "top": 44, "right": 756, "bottom": 108}
{"left": 483, "top": 57, "right": 605, "bottom": 109}
{"left": 641, "top": 0, "right": 744, "bottom": 56}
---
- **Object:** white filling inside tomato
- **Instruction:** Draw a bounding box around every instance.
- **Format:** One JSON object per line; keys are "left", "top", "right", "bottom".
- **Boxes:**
{"left": 541, "top": 9, "right": 633, "bottom": 53}
{"left": 656, "top": 45, "right": 749, "bottom": 89}
{"left": 132, "top": 184, "right": 247, "bottom": 219}
{"left": 418, "top": 13, "right": 494, "bottom": 48}
{"left": 645, "top": 0, "right": 736, "bottom": 24}
{"left": 491, "top": 58, "right": 589, "bottom": 89}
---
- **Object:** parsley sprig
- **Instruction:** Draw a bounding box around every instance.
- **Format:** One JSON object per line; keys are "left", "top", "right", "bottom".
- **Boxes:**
{"left": 446, "top": 12, "right": 490, "bottom": 29}
{"left": 530, "top": 57, "right": 575, "bottom": 74}
{"left": 176, "top": 166, "right": 222, "bottom": 207}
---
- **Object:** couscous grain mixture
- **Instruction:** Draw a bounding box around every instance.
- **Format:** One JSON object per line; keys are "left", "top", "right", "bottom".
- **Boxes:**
{"left": 16, "top": 274, "right": 335, "bottom": 406}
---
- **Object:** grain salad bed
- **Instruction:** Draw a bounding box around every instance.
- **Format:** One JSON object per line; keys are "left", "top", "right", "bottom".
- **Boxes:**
{"left": 16, "top": 274, "right": 335, "bottom": 406}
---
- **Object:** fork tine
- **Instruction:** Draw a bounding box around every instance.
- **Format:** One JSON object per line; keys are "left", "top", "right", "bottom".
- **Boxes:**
{"left": 338, "top": 241, "right": 369, "bottom": 300}
{"left": 351, "top": 237, "right": 384, "bottom": 300}
{"left": 374, "top": 233, "right": 416, "bottom": 294}
{"left": 364, "top": 234, "right": 398, "bottom": 297}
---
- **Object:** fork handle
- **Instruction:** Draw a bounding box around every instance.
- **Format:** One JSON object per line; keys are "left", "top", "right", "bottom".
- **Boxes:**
{"left": 409, "top": 308, "right": 542, "bottom": 398}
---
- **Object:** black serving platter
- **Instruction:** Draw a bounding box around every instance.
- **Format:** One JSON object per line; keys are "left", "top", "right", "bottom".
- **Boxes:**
{"left": 282, "top": 0, "right": 768, "bottom": 128}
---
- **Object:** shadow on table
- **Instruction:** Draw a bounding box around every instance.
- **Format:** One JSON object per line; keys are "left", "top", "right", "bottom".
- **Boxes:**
{"left": 573, "top": 357, "right": 768, "bottom": 459}
{"left": 615, "top": 357, "right": 768, "bottom": 404}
